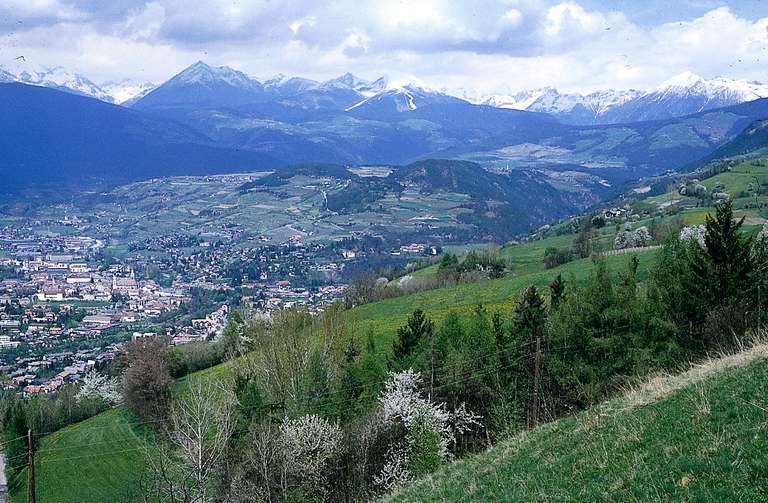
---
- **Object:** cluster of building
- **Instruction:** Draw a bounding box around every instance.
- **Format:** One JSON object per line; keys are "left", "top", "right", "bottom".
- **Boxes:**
{"left": 2, "top": 344, "right": 123, "bottom": 394}
{"left": 1, "top": 216, "right": 447, "bottom": 399}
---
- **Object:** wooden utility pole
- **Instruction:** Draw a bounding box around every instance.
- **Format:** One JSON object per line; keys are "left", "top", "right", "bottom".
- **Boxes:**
{"left": 531, "top": 333, "right": 542, "bottom": 428}
{"left": 429, "top": 331, "right": 436, "bottom": 399}
{"left": 27, "top": 429, "right": 35, "bottom": 503}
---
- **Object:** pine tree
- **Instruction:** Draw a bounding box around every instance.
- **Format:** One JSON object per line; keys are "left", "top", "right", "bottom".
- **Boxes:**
{"left": 513, "top": 286, "right": 547, "bottom": 338}
{"left": 298, "top": 351, "right": 333, "bottom": 417}
{"left": 691, "top": 200, "right": 753, "bottom": 305}
{"left": 394, "top": 310, "right": 434, "bottom": 365}
{"left": 549, "top": 274, "right": 566, "bottom": 311}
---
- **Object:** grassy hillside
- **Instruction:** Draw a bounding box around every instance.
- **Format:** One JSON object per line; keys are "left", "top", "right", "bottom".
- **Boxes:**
{"left": 348, "top": 250, "right": 659, "bottom": 336}
{"left": 7, "top": 248, "right": 659, "bottom": 503}
{"left": 10, "top": 409, "right": 152, "bottom": 503}
{"left": 387, "top": 344, "right": 768, "bottom": 502}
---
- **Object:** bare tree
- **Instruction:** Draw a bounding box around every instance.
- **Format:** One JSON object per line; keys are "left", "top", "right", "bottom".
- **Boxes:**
{"left": 245, "top": 309, "right": 314, "bottom": 406}
{"left": 172, "top": 381, "right": 236, "bottom": 501}
{"left": 140, "top": 380, "right": 236, "bottom": 503}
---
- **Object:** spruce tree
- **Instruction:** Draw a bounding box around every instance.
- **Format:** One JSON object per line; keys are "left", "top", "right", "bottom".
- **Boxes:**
{"left": 394, "top": 309, "right": 434, "bottom": 365}
{"left": 549, "top": 274, "right": 566, "bottom": 311}
{"left": 691, "top": 200, "right": 753, "bottom": 305}
{"left": 513, "top": 286, "right": 547, "bottom": 338}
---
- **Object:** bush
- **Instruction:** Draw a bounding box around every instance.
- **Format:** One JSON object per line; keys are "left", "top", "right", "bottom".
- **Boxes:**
{"left": 543, "top": 247, "right": 572, "bottom": 269}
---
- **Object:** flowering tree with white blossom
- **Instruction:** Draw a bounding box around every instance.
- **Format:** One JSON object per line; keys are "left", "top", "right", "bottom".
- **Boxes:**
{"left": 680, "top": 225, "right": 706, "bottom": 248}
{"left": 280, "top": 414, "right": 343, "bottom": 497}
{"left": 76, "top": 369, "right": 122, "bottom": 406}
{"left": 375, "top": 369, "right": 480, "bottom": 490}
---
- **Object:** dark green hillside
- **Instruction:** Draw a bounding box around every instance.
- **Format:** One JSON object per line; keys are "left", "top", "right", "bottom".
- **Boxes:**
{"left": 388, "top": 349, "right": 768, "bottom": 502}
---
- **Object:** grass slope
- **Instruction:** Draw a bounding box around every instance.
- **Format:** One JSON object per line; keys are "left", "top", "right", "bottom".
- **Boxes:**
{"left": 349, "top": 250, "right": 659, "bottom": 336}
{"left": 7, "top": 363, "right": 234, "bottom": 503}
{"left": 387, "top": 345, "right": 768, "bottom": 502}
{"left": 10, "top": 409, "right": 151, "bottom": 503}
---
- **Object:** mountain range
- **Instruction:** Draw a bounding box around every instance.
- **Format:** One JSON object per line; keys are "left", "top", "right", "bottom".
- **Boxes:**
{"left": 3, "top": 60, "right": 768, "bottom": 229}
{"left": 4, "top": 62, "right": 767, "bottom": 126}
{"left": 0, "top": 63, "right": 154, "bottom": 105}
{"left": 126, "top": 62, "right": 768, "bottom": 177}
{"left": 473, "top": 72, "right": 768, "bottom": 124}
{"left": 0, "top": 83, "right": 279, "bottom": 201}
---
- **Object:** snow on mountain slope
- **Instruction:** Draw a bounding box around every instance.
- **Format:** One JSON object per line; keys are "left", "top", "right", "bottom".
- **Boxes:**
{"left": 2, "top": 61, "right": 764, "bottom": 124}
{"left": 101, "top": 80, "right": 156, "bottom": 104}
{"left": 345, "top": 86, "right": 417, "bottom": 112}
{"left": 0, "top": 68, "right": 14, "bottom": 83}
{"left": 167, "top": 61, "right": 261, "bottom": 90}
{"left": 320, "top": 73, "right": 389, "bottom": 96}
{"left": 483, "top": 89, "right": 551, "bottom": 110}
{"left": 471, "top": 72, "right": 768, "bottom": 124}
{"left": 3, "top": 64, "right": 115, "bottom": 102}
{"left": 346, "top": 83, "right": 463, "bottom": 113}
{"left": 0, "top": 64, "right": 152, "bottom": 104}
{"left": 263, "top": 74, "right": 319, "bottom": 94}
{"left": 651, "top": 71, "right": 768, "bottom": 106}
{"left": 476, "top": 87, "right": 640, "bottom": 115}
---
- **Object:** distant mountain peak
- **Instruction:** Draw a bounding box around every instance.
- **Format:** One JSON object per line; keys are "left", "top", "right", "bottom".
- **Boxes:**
{"left": 0, "top": 64, "right": 115, "bottom": 103}
{"left": 321, "top": 72, "right": 369, "bottom": 90}
{"left": 467, "top": 72, "right": 768, "bottom": 125}
{"left": 318, "top": 73, "right": 390, "bottom": 96}
{"left": 263, "top": 74, "right": 318, "bottom": 93}
{"left": 345, "top": 82, "right": 461, "bottom": 113}
{"left": 170, "top": 61, "right": 257, "bottom": 89}
{"left": 101, "top": 79, "right": 156, "bottom": 105}
{"left": 659, "top": 71, "right": 704, "bottom": 90}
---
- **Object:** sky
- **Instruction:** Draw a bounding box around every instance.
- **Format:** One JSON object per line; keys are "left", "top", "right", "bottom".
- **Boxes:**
{"left": 1, "top": 0, "right": 768, "bottom": 95}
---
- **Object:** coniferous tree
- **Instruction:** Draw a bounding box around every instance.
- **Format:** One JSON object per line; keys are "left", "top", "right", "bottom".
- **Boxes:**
{"left": 2, "top": 398, "right": 29, "bottom": 479}
{"left": 691, "top": 200, "right": 754, "bottom": 305}
{"left": 298, "top": 350, "right": 333, "bottom": 417}
{"left": 394, "top": 309, "right": 434, "bottom": 365}
{"left": 512, "top": 286, "right": 547, "bottom": 339}
{"left": 549, "top": 274, "right": 566, "bottom": 311}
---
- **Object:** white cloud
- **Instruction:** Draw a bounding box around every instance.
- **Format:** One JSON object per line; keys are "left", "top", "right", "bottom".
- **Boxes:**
{"left": 0, "top": 0, "right": 84, "bottom": 22}
{"left": 1, "top": 1, "right": 767, "bottom": 95}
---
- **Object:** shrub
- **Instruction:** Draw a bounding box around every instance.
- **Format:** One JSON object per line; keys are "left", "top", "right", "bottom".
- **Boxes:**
{"left": 543, "top": 247, "right": 572, "bottom": 269}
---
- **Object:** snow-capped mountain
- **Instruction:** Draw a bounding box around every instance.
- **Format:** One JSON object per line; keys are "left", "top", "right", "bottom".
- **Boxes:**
{"left": 612, "top": 72, "right": 768, "bottom": 123}
{"left": 319, "top": 72, "right": 386, "bottom": 94}
{"left": 101, "top": 79, "right": 156, "bottom": 105}
{"left": 471, "top": 72, "right": 768, "bottom": 125}
{"left": 263, "top": 74, "right": 319, "bottom": 94}
{"left": 11, "top": 65, "right": 114, "bottom": 102}
{"left": 0, "top": 63, "right": 154, "bottom": 104}
{"left": 5, "top": 60, "right": 764, "bottom": 126}
{"left": 655, "top": 71, "right": 768, "bottom": 103}
{"left": 134, "top": 61, "right": 267, "bottom": 108}
{"left": 169, "top": 61, "right": 259, "bottom": 90}
{"left": 0, "top": 68, "right": 14, "bottom": 83}
{"left": 133, "top": 61, "right": 446, "bottom": 114}
{"left": 346, "top": 84, "right": 465, "bottom": 114}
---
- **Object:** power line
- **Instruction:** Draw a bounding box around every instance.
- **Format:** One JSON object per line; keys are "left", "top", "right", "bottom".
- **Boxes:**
{"left": 2, "top": 341, "right": 660, "bottom": 474}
